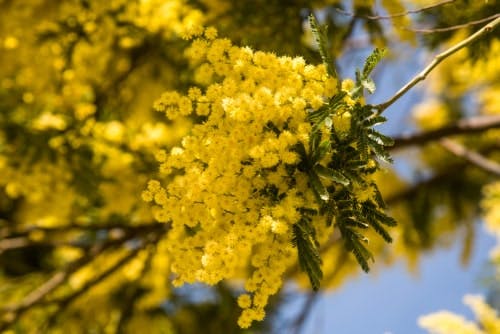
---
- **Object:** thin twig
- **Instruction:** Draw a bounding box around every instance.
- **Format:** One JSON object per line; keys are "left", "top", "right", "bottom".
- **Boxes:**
{"left": 375, "top": 16, "right": 500, "bottom": 113}
{"left": 0, "top": 237, "right": 32, "bottom": 252}
{"left": 0, "top": 238, "right": 92, "bottom": 254}
{"left": 1, "top": 221, "right": 165, "bottom": 240}
{"left": 333, "top": 0, "right": 456, "bottom": 20}
{"left": 408, "top": 13, "right": 500, "bottom": 33}
{"left": 391, "top": 115, "right": 500, "bottom": 150}
{"left": 440, "top": 138, "right": 500, "bottom": 176}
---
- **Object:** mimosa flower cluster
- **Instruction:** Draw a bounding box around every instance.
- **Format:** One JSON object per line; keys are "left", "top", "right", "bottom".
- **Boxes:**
{"left": 419, "top": 294, "right": 500, "bottom": 334}
{"left": 143, "top": 27, "right": 383, "bottom": 327}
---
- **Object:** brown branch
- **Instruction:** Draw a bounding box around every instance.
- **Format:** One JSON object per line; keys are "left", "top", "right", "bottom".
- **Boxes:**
{"left": 43, "top": 234, "right": 160, "bottom": 331}
{"left": 386, "top": 143, "right": 500, "bottom": 205}
{"left": 0, "top": 222, "right": 167, "bottom": 261}
{"left": 334, "top": 0, "right": 456, "bottom": 20}
{"left": 408, "top": 13, "right": 500, "bottom": 33}
{"left": 0, "top": 241, "right": 115, "bottom": 330}
{"left": 0, "top": 223, "right": 169, "bottom": 331}
{"left": 0, "top": 238, "right": 92, "bottom": 254}
{"left": 1, "top": 221, "right": 165, "bottom": 240}
{"left": 386, "top": 171, "right": 447, "bottom": 206}
{"left": 334, "top": 3, "right": 499, "bottom": 34}
{"left": 375, "top": 16, "right": 500, "bottom": 113}
{"left": 0, "top": 237, "right": 31, "bottom": 252}
{"left": 439, "top": 138, "right": 500, "bottom": 176}
{"left": 391, "top": 115, "right": 500, "bottom": 150}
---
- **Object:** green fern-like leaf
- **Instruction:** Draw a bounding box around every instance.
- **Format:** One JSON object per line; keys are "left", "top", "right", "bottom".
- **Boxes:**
{"left": 364, "top": 115, "right": 387, "bottom": 127}
{"left": 312, "top": 141, "right": 331, "bottom": 163}
{"left": 342, "top": 228, "right": 373, "bottom": 273}
{"left": 371, "top": 183, "right": 387, "bottom": 209}
{"left": 308, "top": 170, "right": 329, "bottom": 202}
{"left": 353, "top": 48, "right": 386, "bottom": 97}
{"left": 359, "top": 200, "right": 396, "bottom": 243}
{"left": 367, "top": 130, "right": 394, "bottom": 147}
{"left": 309, "top": 14, "right": 339, "bottom": 81}
{"left": 362, "top": 48, "right": 386, "bottom": 78}
{"left": 307, "top": 104, "right": 330, "bottom": 123}
{"left": 292, "top": 218, "right": 323, "bottom": 290}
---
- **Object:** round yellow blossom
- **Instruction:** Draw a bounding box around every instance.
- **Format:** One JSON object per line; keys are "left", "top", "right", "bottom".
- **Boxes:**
{"left": 22, "top": 92, "right": 34, "bottom": 104}
{"left": 141, "top": 190, "right": 153, "bottom": 202}
{"left": 237, "top": 294, "right": 252, "bottom": 308}
{"left": 341, "top": 78, "right": 355, "bottom": 93}
{"left": 332, "top": 111, "right": 352, "bottom": 134}
{"left": 103, "top": 121, "right": 125, "bottom": 143}
{"left": 419, "top": 311, "right": 482, "bottom": 334}
{"left": 181, "top": 23, "right": 204, "bottom": 40}
{"left": 204, "top": 26, "right": 218, "bottom": 40}
{"left": 3, "top": 36, "right": 19, "bottom": 49}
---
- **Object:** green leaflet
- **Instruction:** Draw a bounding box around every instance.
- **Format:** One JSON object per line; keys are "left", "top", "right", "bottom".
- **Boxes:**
{"left": 308, "top": 170, "right": 329, "bottom": 202}
{"left": 312, "top": 141, "right": 331, "bottom": 163}
{"left": 346, "top": 233, "right": 373, "bottom": 273}
{"left": 292, "top": 217, "right": 323, "bottom": 291}
{"left": 314, "top": 164, "right": 350, "bottom": 186}
{"left": 362, "top": 48, "right": 387, "bottom": 78}
{"left": 308, "top": 14, "right": 339, "bottom": 82}
{"left": 354, "top": 48, "right": 387, "bottom": 98}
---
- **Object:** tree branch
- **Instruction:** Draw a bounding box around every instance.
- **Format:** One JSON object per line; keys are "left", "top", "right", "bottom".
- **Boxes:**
{"left": 375, "top": 16, "right": 500, "bottom": 113}
{"left": 439, "top": 138, "right": 500, "bottom": 176}
{"left": 385, "top": 143, "right": 500, "bottom": 205}
{"left": 391, "top": 115, "right": 500, "bottom": 150}
{"left": 0, "top": 221, "right": 166, "bottom": 240}
{"left": 43, "top": 234, "right": 160, "bottom": 331}
{"left": 333, "top": 0, "right": 456, "bottom": 20}
{"left": 408, "top": 13, "right": 500, "bottom": 33}
{"left": 0, "top": 241, "right": 115, "bottom": 330}
{"left": 0, "top": 238, "right": 92, "bottom": 254}
{"left": 0, "top": 223, "right": 169, "bottom": 330}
